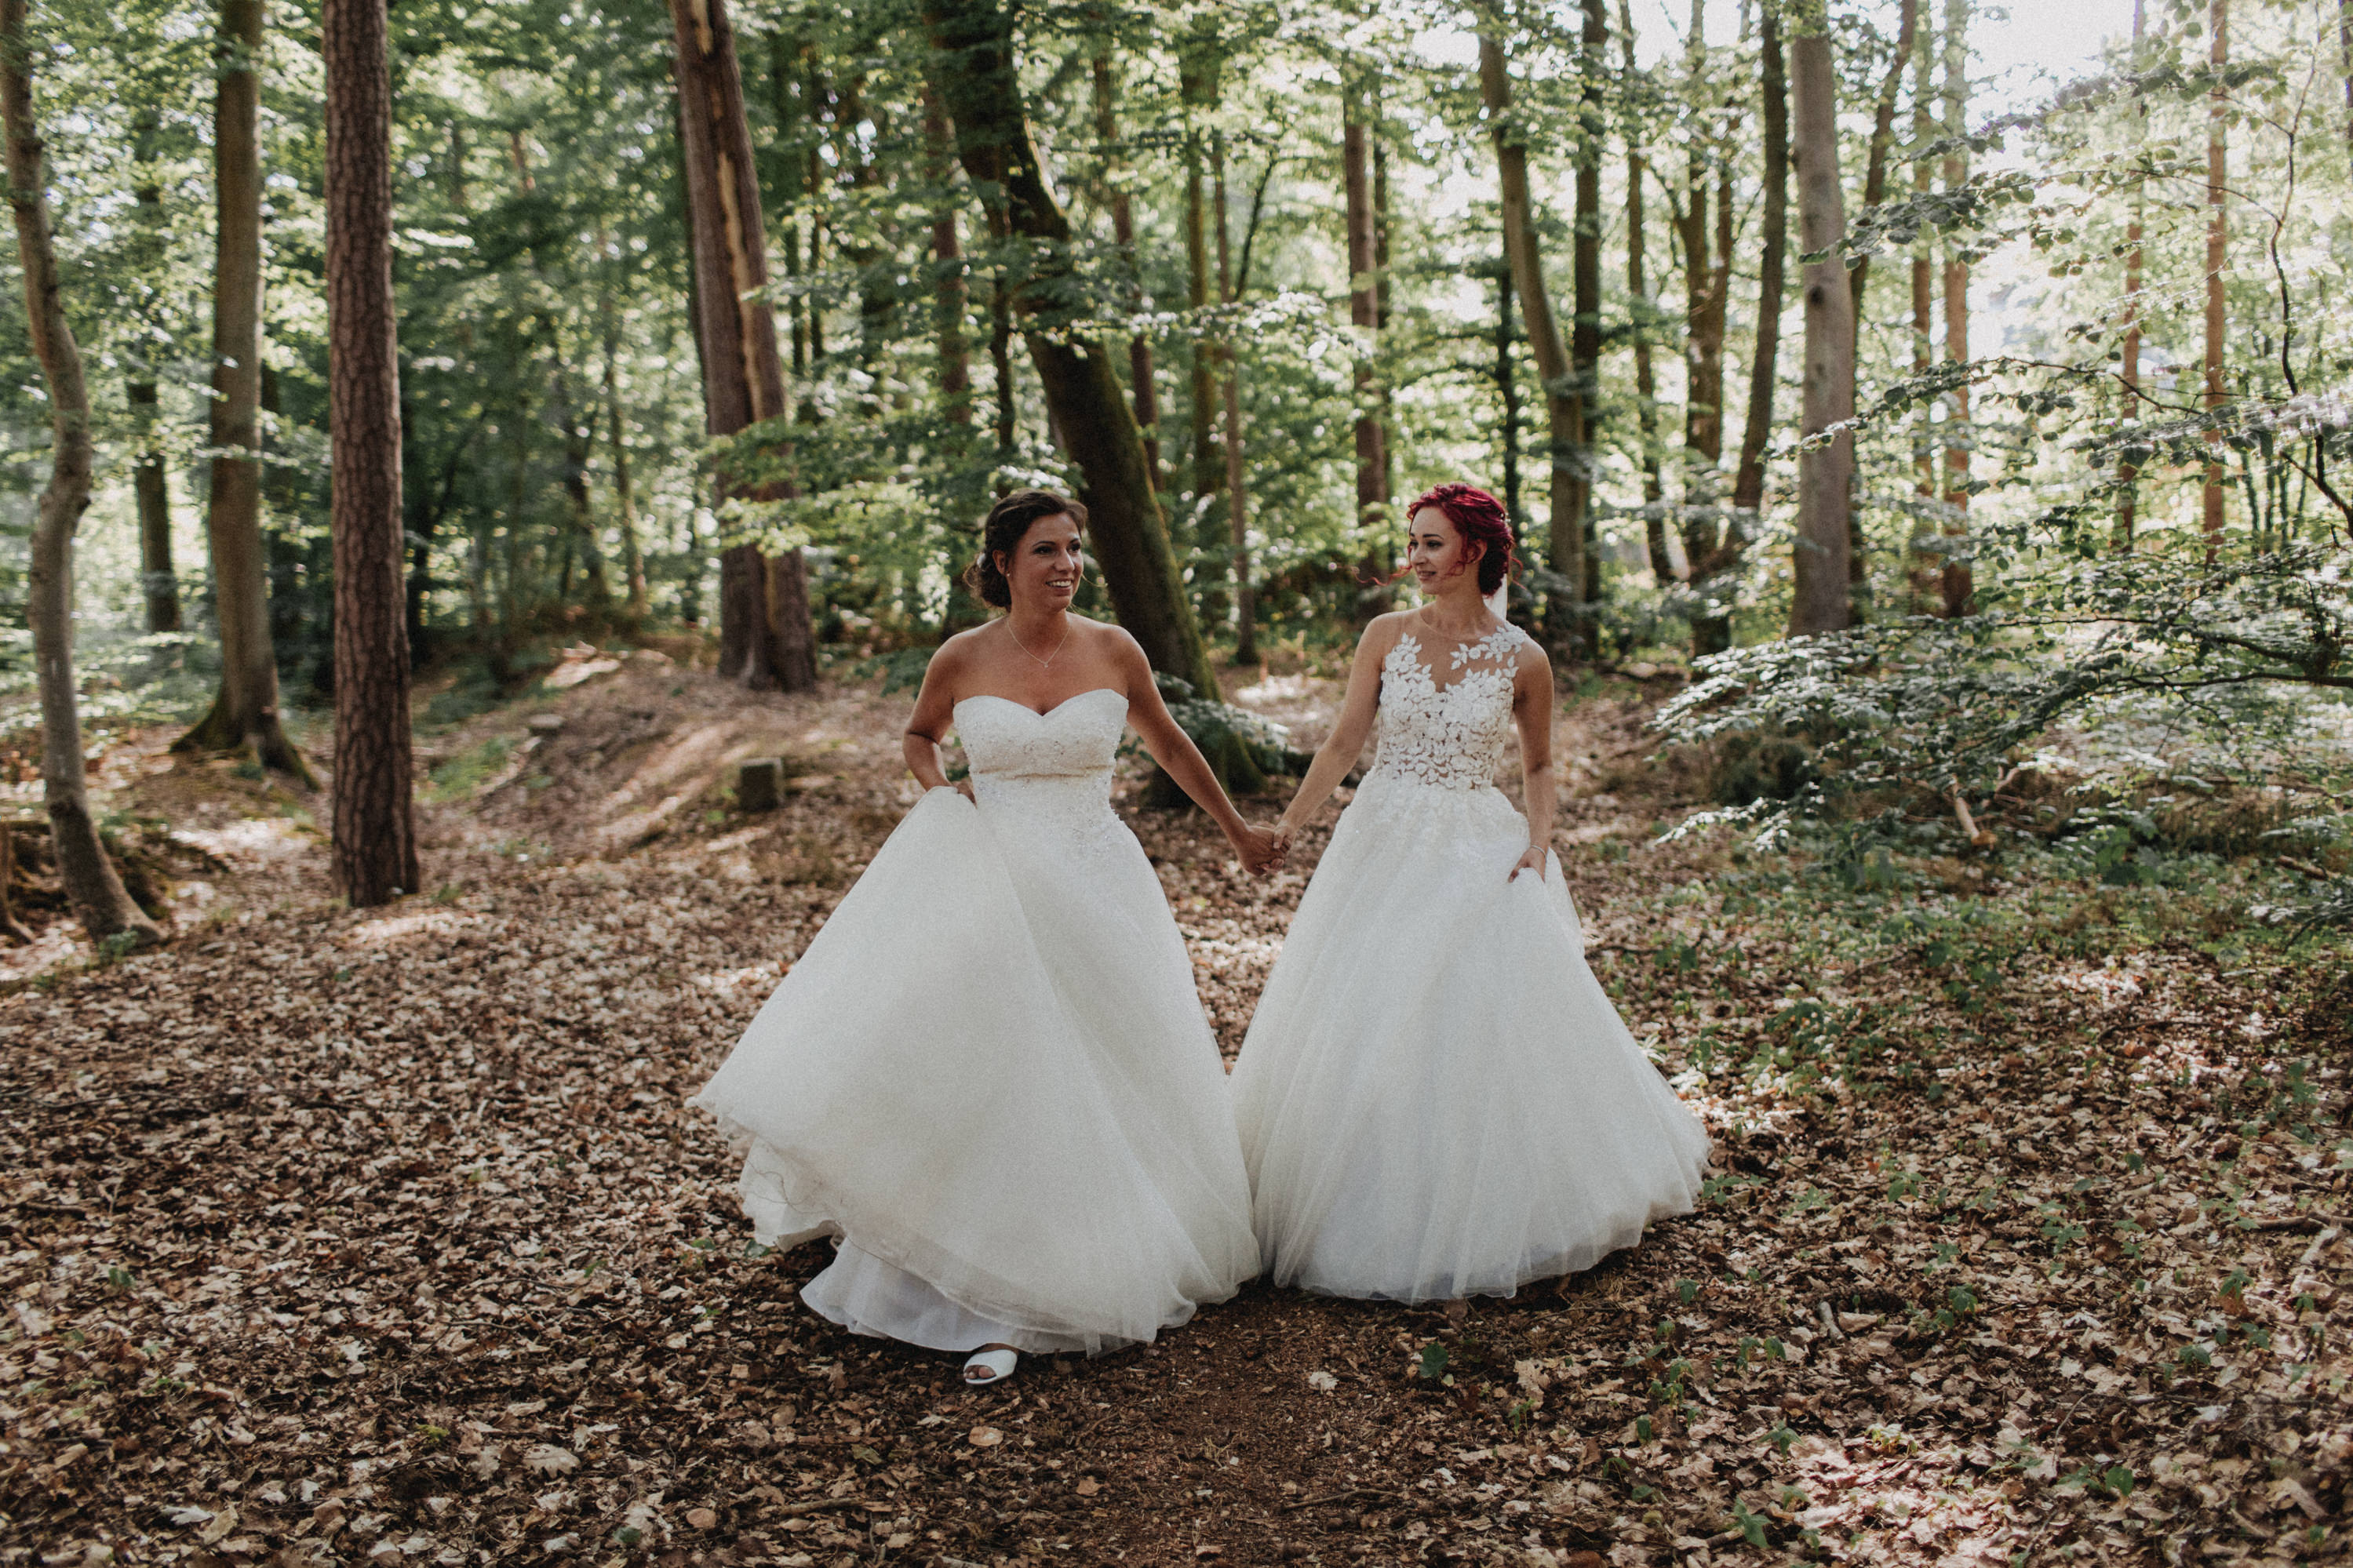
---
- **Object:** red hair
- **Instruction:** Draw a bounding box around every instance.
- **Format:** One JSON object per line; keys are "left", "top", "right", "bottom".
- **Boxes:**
{"left": 1405, "top": 483, "right": 1517, "bottom": 596}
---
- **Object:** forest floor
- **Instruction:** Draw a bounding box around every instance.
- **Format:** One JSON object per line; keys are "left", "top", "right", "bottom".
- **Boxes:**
{"left": 5, "top": 644, "right": 2353, "bottom": 1568}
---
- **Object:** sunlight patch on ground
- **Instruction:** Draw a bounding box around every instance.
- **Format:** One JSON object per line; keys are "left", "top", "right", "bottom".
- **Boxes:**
{"left": 693, "top": 962, "right": 785, "bottom": 993}
{"left": 342, "top": 910, "right": 484, "bottom": 949}
{"left": 0, "top": 923, "right": 86, "bottom": 985}
{"left": 173, "top": 816, "right": 314, "bottom": 866}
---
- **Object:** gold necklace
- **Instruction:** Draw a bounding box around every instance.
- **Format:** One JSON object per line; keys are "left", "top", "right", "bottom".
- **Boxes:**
{"left": 1009, "top": 617, "right": 1069, "bottom": 669}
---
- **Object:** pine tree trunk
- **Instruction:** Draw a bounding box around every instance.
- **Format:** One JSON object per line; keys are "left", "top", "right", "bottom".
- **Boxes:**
{"left": 669, "top": 0, "right": 814, "bottom": 692}
{"left": 1479, "top": 32, "right": 1586, "bottom": 657}
{"left": 1718, "top": 7, "right": 1787, "bottom": 657}
{"left": 176, "top": 0, "right": 308, "bottom": 780}
{"left": 2116, "top": 0, "right": 2145, "bottom": 554}
{"left": 1091, "top": 44, "right": 1161, "bottom": 487}
{"left": 1616, "top": 0, "right": 1669, "bottom": 585}
{"left": 2203, "top": 0, "right": 2230, "bottom": 559}
{"left": 924, "top": 0, "right": 1218, "bottom": 697}
{"left": 1342, "top": 75, "right": 1387, "bottom": 540}
{"left": 1786, "top": 20, "right": 1855, "bottom": 636}
{"left": 322, "top": 0, "right": 417, "bottom": 908}
{"left": 1938, "top": 0, "right": 1974, "bottom": 617}
{"left": 3, "top": 0, "right": 163, "bottom": 948}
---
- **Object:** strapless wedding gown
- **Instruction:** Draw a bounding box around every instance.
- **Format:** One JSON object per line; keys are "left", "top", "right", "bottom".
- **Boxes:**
{"left": 690, "top": 689, "right": 1257, "bottom": 1353}
{"left": 1232, "top": 625, "right": 1710, "bottom": 1301}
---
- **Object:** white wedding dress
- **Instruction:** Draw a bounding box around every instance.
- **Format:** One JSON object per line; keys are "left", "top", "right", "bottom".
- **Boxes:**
{"left": 690, "top": 688, "right": 1258, "bottom": 1354}
{"left": 1232, "top": 624, "right": 1710, "bottom": 1301}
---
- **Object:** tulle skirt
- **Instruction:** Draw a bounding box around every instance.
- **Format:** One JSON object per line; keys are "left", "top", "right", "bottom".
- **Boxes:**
{"left": 1231, "top": 770, "right": 1710, "bottom": 1301}
{"left": 690, "top": 784, "right": 1258, "bottom": 1353}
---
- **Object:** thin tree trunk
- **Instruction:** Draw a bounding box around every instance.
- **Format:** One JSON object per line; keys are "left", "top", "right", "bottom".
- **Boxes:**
{"left": 1091, "top": 43, "right": 1161, "bottom": 486}
{"left": 599, "top": 237, "right": 648, "bottom": 619}
{"left": 1718, "top": 6, "right": 1787, "bottom": 657}
{"left": 1479, "top": 33, "right": 1587, "bottom": 657}
{"left": 1213, "top": 133, "right": 1255, "bottom": 667}
{"left": 322, "top": 0, "right": 417, "bottom": 908}
{"left": 1180, "top": 41, "right": 1224, "bottom": 624}
{"left": 1342, "top": 75, "right": 1387, "bottom": 540}
{"left": 1849, "top": 0, "right": 1916, "bottom": 328}
{"left": 128, "top": 108, "right": 180, "bottom": 635}
{"left": 1496, "top": 264, "right": 1523, "bottom": 537}
{"left": 176, "top": 0, "right": 308, "bottom": 780}
{"left": 922, "top": 85, "right": 973, "bottom": 435}
{"left": 925, "top": 0, "right": 1219, "bottom": 698}
{"left": 1573, "top": 0, "right": 1607, "bottom": 622}
{"left": 1939, "top": 0, "right": 1974, "bottom": 617}
{"left": 669, "top": 0, "right": 814, "bottom": 691}
{"left": 1786, "top": 19, "right": 1855, "bottom": 635}
{"left": 2203, "top": 0, "right": 2229, "bottom": 559}
{"left": 1617, "top": 0, "right": 1668, "bottom": 585}
{"left": 1907, "top": 6, "right": 1940, "bottom": 608}
{"left": 2116, "top": 0, "right": 2145, "bottom": 553}
{"left": 3, "top": 0, "right": 163, "bottom": 947}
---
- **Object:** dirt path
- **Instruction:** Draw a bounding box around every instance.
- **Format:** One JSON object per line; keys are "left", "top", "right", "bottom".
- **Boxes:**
{"left": 5, "top": 660, "right": 2348, "bottom": 1567}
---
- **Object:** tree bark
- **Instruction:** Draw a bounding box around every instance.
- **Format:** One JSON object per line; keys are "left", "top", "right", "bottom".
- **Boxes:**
{"left": 176, "top": 0, "right": 307, "bottom": 779}
{"left": 599, "top": 235, "right": 649, "bottom": 619}
{"left": 925, "top": 0, "right": 1219, "bottom": 697}
{"left": 1342, "top": 74, "right": 1387, "bottom": 540}
{"left": 1907, "top": 13, "right": 1940, "bottom": 607}
{"left": 2203, "top": 0, "right": 2229, "bottom": 559}
{"left": 1572, "top": 0, "right": 1607, "bottom": 620}
{"left": 1495, "top": 264, "right": 1523, "bottom": 537}
{"left": 1786, "top": 20, "right": 1855, "bottom": 636}
{"left": 1717, "top": 6, "right": 1788, "bottom": 657}
{"left": 1479, "top": 32, "right": 1587, "bottom": 657}
{"left": 1849, "top": 0, "right": 1916, "bottom": 329}
{"left": 2115, "top": 0, "right": 2144, "bottom": 553}
{"left": 322, "top": 0, "right": 418, "bottom": 908}
{"left": 669, "top": 0, "right": 814, "bottom": 692}
{"left": 922, "top": 84, "right": 974, "bottom": 434}
{"left": 3, "top": 0, "right": 164, "bottom": 947}
{"left": 1090, "top": 42, "right": 1161, "bottom": 486}
{"left": 1616, "top": 0, "right": 1668, "bottom": 585}
{"left": 1940, "top": 0, "right": 1973, "bottom": 617}
{"left": 1214, "top": 133, "right": 1255, "bottom": 666}
{"left": 128, "top": 108, "right": 180, "bottom": 635}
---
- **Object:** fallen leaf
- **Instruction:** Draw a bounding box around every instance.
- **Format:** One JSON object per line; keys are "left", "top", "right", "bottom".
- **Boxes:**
{"left": 967, "top": 1427, "right": 1003, "bottom": 1448}
{"left": 1306, "top": 1370, "right": 1338, "bottom": 1392}
{"left": 523, "top": 1445, "right": 580, "bottom": 1476}
{"left": 685, "top": 1508, "right": 716, "bottom": 1530}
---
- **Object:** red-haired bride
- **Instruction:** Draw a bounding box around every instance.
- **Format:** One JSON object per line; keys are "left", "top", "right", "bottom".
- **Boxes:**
{"left": 1232, "top": 483, "right": 1709, "bottom": 1301}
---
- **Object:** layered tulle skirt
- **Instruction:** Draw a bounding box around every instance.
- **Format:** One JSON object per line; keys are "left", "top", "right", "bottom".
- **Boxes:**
{"left": 1232, "top": 770, "right": 1710, "bottom": 1301}
{"left": 690, "top": 783, "right": 1258, "bottom": 1353}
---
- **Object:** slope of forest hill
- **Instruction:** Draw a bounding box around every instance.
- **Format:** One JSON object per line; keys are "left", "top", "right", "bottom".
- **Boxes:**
{"left": 5, "top": 664, "right": 2353, "bottom": 1567}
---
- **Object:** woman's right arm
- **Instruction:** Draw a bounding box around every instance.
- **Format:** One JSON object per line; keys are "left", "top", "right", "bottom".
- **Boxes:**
{"left": 1273, "top": 619, "right": 1393, "bottom": 843}
{"left": 902, "top": 641, "right": 967, "bottom": 795}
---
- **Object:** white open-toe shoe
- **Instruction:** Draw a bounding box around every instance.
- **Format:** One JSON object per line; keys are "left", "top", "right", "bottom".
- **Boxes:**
{"left": 962, "top": 1346, "right": 1019, "bottom": 1386}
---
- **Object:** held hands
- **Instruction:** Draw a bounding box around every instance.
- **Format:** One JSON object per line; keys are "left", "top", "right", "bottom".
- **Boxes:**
{"left": 1507, "top": 843, "right": 1548, "bottom": 882}
{"left": 1230, "top": 821, "right": 1288, "bottom": 878}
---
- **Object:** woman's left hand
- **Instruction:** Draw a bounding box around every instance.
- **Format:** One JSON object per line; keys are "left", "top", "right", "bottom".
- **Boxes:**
{"left": 1507, "top": 844, "right": 1547, "bottom": 882}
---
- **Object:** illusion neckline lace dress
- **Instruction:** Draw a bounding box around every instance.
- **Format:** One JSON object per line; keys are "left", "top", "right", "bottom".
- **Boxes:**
{"left": 1231, "top": 624, "right": 1710, "bottom": 1301}
{"left": 690, "top": 687, "right": 1258, "bottom": 1353}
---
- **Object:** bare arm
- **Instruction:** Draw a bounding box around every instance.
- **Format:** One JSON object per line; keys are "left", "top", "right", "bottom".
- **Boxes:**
{"left": 901, "top": 640, "right": 969, "bottom": 795}
{"left": 1274, "top": 619, "right": 1395, "bottom": 842}
{"left": 1509, "top": 642, "right": 1557, "bottom": 880}
{"left": 1116, "top": 635, "right": 1282, "bottom": 873}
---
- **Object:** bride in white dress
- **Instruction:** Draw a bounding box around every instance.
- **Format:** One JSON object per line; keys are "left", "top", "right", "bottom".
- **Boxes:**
{"left": 691, "top": 489, "right": 1280, "bottom": 1384}
{"left": 1233, "top": 482, "right": 1709, "bottom": 1302}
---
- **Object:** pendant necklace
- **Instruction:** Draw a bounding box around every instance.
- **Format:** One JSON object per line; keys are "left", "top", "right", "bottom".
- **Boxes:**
{"left": 1011, "top": 617, "right": 1069, "bottom": 670}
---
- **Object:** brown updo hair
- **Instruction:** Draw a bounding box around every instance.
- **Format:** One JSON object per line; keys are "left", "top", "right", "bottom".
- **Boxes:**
{"left": 963, "top": 488, "right": 1089, "bottom": 609}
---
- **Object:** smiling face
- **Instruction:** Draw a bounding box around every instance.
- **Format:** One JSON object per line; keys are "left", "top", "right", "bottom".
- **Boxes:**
{"left": 1407, "top": 506, "right": 1483, "bottom": 598}
{"left": 993, "top": 512, "right": 1084, "bottom": 612}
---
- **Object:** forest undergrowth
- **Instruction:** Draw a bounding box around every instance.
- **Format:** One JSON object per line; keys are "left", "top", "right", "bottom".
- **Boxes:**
{"left": 4, "top": 655, "right": 2351, "bottom": 1568}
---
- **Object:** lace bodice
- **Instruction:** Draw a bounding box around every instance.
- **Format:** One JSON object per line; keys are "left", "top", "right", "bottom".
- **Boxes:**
{"left": 954, "top": 689, "right": 1126, "bottom": 780}
{"left": 1368, "top": 624, "right": 1525, "bottom": 791}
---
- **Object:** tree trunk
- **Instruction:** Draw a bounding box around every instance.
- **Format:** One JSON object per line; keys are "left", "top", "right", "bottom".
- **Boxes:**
{"left": 1090, "top": 43, "right": 1161, "bottom": 487}
{"left": 1479, "top": 33, "right": 1586, "bottom": 657}
{"left": 669, "top": 0, "right": 814, "bottom": 692}
{"left": 2116, "top": 0, "right": 2144, "bottom": 554}
{"left": 922, "top": 84, "right": 974, "bottom": 434}
{"left": 1342, "top": 75, "right": 1387, "bottom": 541}
{"left": 322, "top": 0, "right": 418, "bottom": 908}
{"left": 1939, "top": 0, "right": 1974, "bottom": 617}
{"left": 1214, "top": 133, "right": 1255, "bottom": 667}
{"left": 925, "top": 0, "right": 1219, "bottom": 698}
{"left": 3, "top": 0, "right": 164, "bottom": 948}
{"left": 1908, "top": 13, "right": 1940, "bottom": 607}
{"left": 1616, "top": 1, "right": 1668, "bottom": 585}
{"left": 176, "top": 0, "right": 308, "bottom": 780}
{"left": 1785, "top": 21, "right": 1855, "bottom": 636}
{"left": 1180, "top": 39, "right": 1225, "bottom": 624}
{"left": 1572, "top": 0, "right": 1607, "bottom": 620}
{"left": 1495, "top": 264, "right": 1523, "bottom": 536}
{"left": 128, "top": 109, "right": 181, "bottom": 635}
{"left": 599, "top": 235, "right": 649, "bottom": 619}
{"left": 1717, "top": 6, "right": 1787, "bottom": 657}
{"left": 2203, "top": 0, "right": 2229, "bottom": 559}
{"left": 1846, "top": 0, "right": 1917, "bottom": 604}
